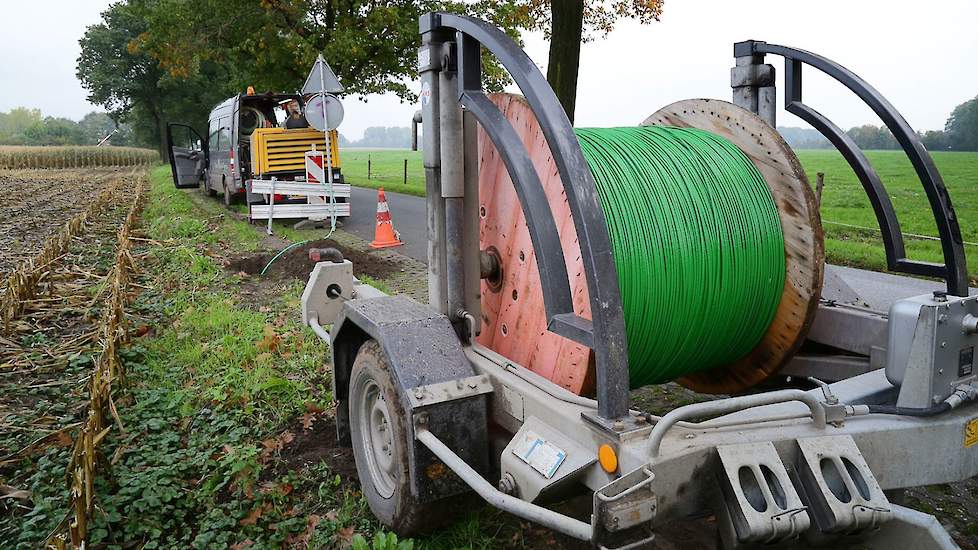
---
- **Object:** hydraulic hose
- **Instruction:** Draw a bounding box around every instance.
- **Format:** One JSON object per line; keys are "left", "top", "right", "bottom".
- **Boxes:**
{"left": 866, "top": 403, "right": 951, "bottom": 417}
{"left": 575, "top": 127, "right": 785, "bottom": 387}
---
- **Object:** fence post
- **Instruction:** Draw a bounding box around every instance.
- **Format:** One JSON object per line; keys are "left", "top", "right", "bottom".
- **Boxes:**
{"left": 816, "top": 172, "right": 825, "bottom": 209}
{"left": 403, "top": 158, "right": 408, "bottom": 186}
{"left": 368, "top": 155, "right": 371, "bottom": 180}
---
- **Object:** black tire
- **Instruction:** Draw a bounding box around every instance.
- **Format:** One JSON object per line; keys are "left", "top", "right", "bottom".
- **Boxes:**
{"left": 348, "top": 341, "right": 464, "bottom": 535}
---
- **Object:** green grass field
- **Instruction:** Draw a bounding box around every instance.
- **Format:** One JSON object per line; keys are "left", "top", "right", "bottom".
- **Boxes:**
{"left": 799, "top": 150, "right": 978, "bottom": 281}
{"left": 340, "top": 148, "right": 425, "bottom": 196}
{"left": 340, "top": 147, "right": 978, "bottom": 282}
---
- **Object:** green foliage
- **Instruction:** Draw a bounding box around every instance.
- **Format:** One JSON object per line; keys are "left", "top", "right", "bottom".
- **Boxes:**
{"left": 0, "top": 108, "right": 133, "bottom": 146}
{"left": 77, "top": 0, "right": 235, "bottom": 153}
{"left": 945, "top": 95, "right": 978, "bottom": 151}
{"left": 919, "top": 129, "right": 950, "bottom": 152}
{"left": 846, "top": 124, "right": 899, "bottom": 150}
{"left": 145, "top": 165, "right": 263, "bottom": 249}
{"left": 353, "top": 532, "right": 415, "bottom": 550}
{"left": 69, "top": 165, "right": 390, "bottom": 548}
{"left": 77, "top": 0, "right": 535, "bottom": 153}
{"left": 0, "top": 107, "right": 42, "bottom": 143}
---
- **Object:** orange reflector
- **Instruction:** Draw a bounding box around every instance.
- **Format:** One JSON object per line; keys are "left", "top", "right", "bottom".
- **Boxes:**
{"left": 598, "top": 444, "right": 618, "bottom": 473}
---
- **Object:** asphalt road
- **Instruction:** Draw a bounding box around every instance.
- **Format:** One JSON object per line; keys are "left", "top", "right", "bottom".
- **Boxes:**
{"left": 347, "top": 186, "right": 427, "bottom": 262}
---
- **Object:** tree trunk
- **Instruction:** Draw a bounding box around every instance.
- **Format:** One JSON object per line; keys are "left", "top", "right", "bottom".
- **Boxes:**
{"left": 546, "top": 0, "right": 585, "bottom": 124}
{"left": 151, "top": 104, "right": 167, "bottom": 159}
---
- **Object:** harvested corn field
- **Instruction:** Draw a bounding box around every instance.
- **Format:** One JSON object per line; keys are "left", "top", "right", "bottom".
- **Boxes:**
{"left": 0, "top": 167, "right": 146, "bottom": 546}
{"left": 0, "top": 146, "right": 158, "bottom": 170}
{"left": 0, "top": 168, "right": 128, "bottom": 279}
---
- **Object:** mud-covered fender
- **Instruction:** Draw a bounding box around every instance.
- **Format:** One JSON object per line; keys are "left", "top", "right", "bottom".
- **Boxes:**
{"left": 330, "top": 295, "right": 489, "bottom": 502}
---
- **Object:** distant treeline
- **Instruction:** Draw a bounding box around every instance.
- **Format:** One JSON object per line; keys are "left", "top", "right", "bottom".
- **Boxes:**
{"left": 338, "top": 126, "right": 413, "bottom": 149}
{"left": 780, "top": 94, "right": 978, "bottom": 151}
{"left": 0, "top": 108, "right": 138, "bottom": 147}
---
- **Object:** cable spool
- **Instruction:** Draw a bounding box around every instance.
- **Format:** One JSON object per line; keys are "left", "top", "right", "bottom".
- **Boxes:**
{"left": 477, "top": 94, "right": 824, "bottom": 395}
{"left": 239, "top": 106, "right": 268, "bottom": 141}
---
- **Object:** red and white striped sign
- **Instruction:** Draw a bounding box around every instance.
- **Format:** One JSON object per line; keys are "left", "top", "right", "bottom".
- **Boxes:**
{"left": 305, "top": 149, "right": 325, "bottom": 184}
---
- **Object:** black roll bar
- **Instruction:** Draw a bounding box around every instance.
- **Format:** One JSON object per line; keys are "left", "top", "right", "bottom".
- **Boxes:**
{"left": 420, "top": 13, "right": 631, "bottom": 420}
{"left": 736, "top": 40, "right": 969, "bottom": 296}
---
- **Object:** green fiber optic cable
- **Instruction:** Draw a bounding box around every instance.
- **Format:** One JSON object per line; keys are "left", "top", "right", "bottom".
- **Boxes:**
{"left": 575, "top": 126, "right": 785, "bottom": 387}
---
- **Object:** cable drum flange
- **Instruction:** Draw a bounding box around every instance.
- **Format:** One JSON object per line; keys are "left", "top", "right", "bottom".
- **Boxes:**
{"left": 476, "top": 94, "right": 823, "bottom": 395}
{"left": 643, "top": 99, "right": 824, "bottom": 393}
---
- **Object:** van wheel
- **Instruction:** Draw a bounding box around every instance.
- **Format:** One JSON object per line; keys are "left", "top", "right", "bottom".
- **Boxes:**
{"left": 349, "top": 341, "right": 465, "bottom": 535}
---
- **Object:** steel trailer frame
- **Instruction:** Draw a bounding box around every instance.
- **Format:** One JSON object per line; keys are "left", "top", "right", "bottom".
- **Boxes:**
{"left": 304, "top": 12, "right": 978, "bottom": 549}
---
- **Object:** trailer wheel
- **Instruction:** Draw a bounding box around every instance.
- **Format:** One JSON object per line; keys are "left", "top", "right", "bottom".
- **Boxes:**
{"left": 349, "top": 341, "right": 461, "bottom": 535}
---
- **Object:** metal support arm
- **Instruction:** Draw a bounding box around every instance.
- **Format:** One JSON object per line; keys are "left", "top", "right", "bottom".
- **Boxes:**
{"left": 733, "top": 40, "right": 968, "bottom": 296}
{"left": 415, "top": 428, "right": 594, "bottom": 541}
{"left": 420, "top": 13, "right": 631, "bottom": 419}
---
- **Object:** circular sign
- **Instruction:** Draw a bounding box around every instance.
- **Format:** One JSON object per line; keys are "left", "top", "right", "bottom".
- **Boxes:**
{"left": 306, "top": 93, "right": 345, "bottom": 131}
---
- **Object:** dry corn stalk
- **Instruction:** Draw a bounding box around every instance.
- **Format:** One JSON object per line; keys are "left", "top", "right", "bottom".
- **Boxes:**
{"left": 45, "top": 174, "right": 147, "bottom": 549}
{"left": 0, "top": 146, "right": 159, "bottom": 169}
{"left": 0, "top": 173, "right": 131, "bottom": 332}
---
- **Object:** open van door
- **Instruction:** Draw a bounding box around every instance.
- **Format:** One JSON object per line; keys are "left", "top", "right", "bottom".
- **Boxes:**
{"left": 167, "top": 123, "right": 206, "bottom": 189}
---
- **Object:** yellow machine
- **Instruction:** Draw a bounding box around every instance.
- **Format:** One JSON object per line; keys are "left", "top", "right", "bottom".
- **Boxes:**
{"left": 250, "top": 127, "right": 341, "bottom": 177}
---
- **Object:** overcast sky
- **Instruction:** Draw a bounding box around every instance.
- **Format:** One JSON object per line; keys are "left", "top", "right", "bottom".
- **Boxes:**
{"left": 2, "top": 0, "right": 976, "bottom": 140}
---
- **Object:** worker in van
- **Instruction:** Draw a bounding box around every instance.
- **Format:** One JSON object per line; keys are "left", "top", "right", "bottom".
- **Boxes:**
{"left": 283, "top": 99, "right": 309, "bottom": 129}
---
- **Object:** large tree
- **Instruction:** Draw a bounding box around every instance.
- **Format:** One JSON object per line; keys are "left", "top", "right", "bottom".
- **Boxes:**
{"left": 78, "top": 0, "right": 238, "bottom": 153}
{"left": 945, "top": 95, "right": 978, "bottom": 151}
{"left": 526, "top": 0, "right": 664, "bottom": 123}
{"left": 78, "top": 0, "right": 664, "bottom": 149}
{"left": 77, "top": 0, "right": 165, "bottom": 152}
{"left": 78, "top": 1, "right": 532, "bottom": 150}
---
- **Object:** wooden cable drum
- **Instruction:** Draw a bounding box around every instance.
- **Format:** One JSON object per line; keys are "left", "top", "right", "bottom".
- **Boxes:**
{"left": 476, "top": 93, "right": 824, "bottom": 396}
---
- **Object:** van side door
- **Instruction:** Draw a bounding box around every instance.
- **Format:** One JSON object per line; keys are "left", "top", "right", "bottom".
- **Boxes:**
{"left": 166, "top": 123, "right": 206, "bottom": 188}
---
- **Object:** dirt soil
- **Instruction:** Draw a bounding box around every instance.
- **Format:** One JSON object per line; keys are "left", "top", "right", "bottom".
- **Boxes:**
{"left": 227, "top": 239, "right": 399, "bottom": 281}
{"left": 0, "top": 168, "right": 121, "bottom": 277}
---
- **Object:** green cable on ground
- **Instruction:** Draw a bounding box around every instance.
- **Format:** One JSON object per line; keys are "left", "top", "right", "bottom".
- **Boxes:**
{"left": 575, "top": 126, "right": 785, "bottom": 387}
{"left": 260, "top": 240, "right": 310, "bottom": 276}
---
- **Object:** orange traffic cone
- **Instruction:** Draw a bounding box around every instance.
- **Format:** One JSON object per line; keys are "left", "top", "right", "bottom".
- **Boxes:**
{"left": 370, "top": 188, "right": 404, "bottom": 249}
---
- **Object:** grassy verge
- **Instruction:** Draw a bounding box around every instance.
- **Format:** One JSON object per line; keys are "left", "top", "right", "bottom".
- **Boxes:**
{"left": 73, "top": 165, "right": 536, "bottom": 549}
{"left": 75, "top": 166, "right": 388, "bottom": 548}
